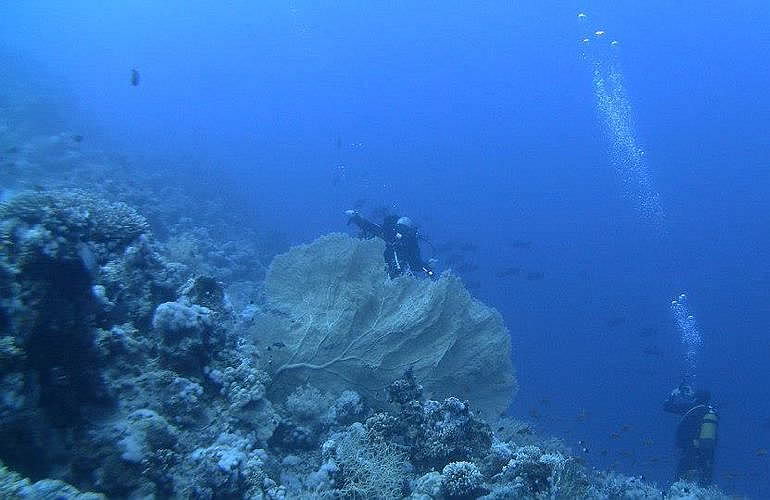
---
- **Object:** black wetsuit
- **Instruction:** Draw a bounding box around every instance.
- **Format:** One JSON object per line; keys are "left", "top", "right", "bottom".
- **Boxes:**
{"left": 672, "top": 404, "right": 718, "bottom": 486}
{"left": 349, "top": 214, "right": 434, "bottom": 279}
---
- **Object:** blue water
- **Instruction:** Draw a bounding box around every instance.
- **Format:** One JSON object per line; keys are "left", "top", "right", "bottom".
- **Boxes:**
{"left": 2, "top": 1, "right": 769, "bottom": 496}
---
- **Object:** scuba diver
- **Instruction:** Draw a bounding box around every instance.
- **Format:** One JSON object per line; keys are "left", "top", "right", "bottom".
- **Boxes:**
{"left": 344, "top": 210, "right": 435, "bottom": 279}
{"left": 663, "top": 382, "right": 718, "bottom": 486}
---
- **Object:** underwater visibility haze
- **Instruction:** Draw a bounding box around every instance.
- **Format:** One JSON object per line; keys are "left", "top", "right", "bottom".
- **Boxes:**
{"left": 0, "top": 1, "right": 768, "bottom": 498}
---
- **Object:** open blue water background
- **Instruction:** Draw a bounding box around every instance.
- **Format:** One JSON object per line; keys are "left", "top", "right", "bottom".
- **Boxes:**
{"left": 2, "top": 1, "right": 768, "bottom": 496}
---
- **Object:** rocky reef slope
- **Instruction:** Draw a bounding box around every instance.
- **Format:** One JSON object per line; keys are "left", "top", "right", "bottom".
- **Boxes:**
{"left": 0, "top": 189, "right": 729, "bottom": 499}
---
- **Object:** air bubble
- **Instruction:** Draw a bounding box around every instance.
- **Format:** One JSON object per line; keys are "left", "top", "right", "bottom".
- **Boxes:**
{"left": 581, "top": 21, "right": 664, "bottom": 226}
{"left": 671, "top": 292, "right": 702, "bottom": 384}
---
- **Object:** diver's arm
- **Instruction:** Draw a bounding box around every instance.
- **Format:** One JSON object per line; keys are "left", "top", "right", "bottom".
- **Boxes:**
{"left": 415, "top": 251, "right": 436, "bottom": 279}
{"left": 345, "top": 211, "right": 383, "bottom": 239}
{"left": 676, "top": 406, "right": 708, "bottom": 449}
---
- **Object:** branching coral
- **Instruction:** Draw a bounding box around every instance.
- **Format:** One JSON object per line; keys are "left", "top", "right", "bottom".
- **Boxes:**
{"left": 325, "top": 423, "right": 408, "bottom": 499}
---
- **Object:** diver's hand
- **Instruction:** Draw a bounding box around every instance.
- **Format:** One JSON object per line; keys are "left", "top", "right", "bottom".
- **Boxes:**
{"left": 344, "top": 209, "right": 360, "bottom": 224}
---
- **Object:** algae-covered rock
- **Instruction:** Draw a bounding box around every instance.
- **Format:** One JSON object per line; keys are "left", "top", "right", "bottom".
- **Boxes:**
{"left": 0, "top": 459, "right": 105, "bottom": 499}
{"left": 256, "top": 233, "right": 516, "bottom": 418}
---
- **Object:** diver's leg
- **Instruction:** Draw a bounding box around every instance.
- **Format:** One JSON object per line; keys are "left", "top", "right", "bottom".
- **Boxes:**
{"left": 676, "top": 448, "right": 699, "bottom": 482}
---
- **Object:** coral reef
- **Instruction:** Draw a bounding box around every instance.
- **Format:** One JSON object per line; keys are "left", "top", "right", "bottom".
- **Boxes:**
{"left": 0, "top": 189, "right": 275, "bottom": 497}
{"left": 0, "top": 460, "right": 105, "bottom": 499}
{"left": 323, "top": 423, "right": 409, "bottom": 498}
{"left": 0, "top": 185, "right": 732, "bottom": 498}
{"left": 440, "top": 461, "right": 486, "bottom": 499}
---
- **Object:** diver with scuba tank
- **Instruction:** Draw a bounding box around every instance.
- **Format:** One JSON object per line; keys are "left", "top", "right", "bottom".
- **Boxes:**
{"left": 344, "top": 210, "right": 435, "bottom": 279}
{"left": 663, "top": 382, "right": 718, "bottom": 485}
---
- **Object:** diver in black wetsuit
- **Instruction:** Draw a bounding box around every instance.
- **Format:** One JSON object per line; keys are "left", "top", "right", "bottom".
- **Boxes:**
{"left": 663, "top": 382, "right": 718, "bottom": 486}
{"left": 345, "top": 210, "right": 435, "bottom": 279}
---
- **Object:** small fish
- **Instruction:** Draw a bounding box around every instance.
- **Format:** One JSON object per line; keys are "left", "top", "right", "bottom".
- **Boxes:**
{"left": 72, "top": 134, "right": 84, "bottom": 143}
{"left": 130, "top": 68, "right": 140, "bottom": 86}
{"left": 495, "top": 267, "right": 521, "bottom": 278}
{"left": 4, "top": 147, "right": 18, "bottom": 154}
{"left": 756, "top": 448, "right": 768, "bottom": 457}
{"left": 621, "top": 424, "right": 632, "bottom": 432}
{"left": 606, "top": 317, "right": 627, "bottom": 328}
{"left": 609, "top": 432, "right": 621, "bottom": 439}
{"left": 272, "top": 342, "right": 286, "bottom": 349}
{"left": 508, "top": 240, "right": 532, "bottom": 249}
{"left": 526, "top": 271, "right": 544, "bottom": 281}
{"left": 642, "top": 346, "right": 664, "bottom": 358}
{"left": 639, "top": 327, "right": 657, "bottom": 337}
{"left": 459, "top": 242, "right": 478, "bottom": 252}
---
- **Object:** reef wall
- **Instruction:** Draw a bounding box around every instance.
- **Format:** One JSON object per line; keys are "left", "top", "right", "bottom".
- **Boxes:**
{"left": 0, "top": 188, "right": 729, "bottom": 499}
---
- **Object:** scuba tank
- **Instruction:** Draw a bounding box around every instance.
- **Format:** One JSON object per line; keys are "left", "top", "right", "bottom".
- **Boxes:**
{"left": 695, "top": 407, "right": 718, "bottom": 450}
